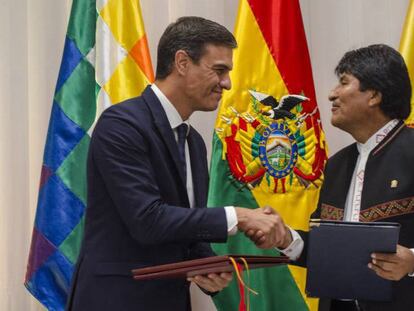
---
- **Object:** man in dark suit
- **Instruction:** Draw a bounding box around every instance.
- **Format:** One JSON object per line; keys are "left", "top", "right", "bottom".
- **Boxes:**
{"left": 248, "top": 44, "right": 414, "bottom": 311}
{"left": 67, "top": 16, "right": 290, "bottom": 311}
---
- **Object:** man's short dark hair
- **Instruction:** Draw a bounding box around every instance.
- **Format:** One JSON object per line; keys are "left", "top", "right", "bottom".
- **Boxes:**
{"left": 155, "top": 16, "right": 237, "bottom": 80}
{"left": 335, "top": 44, "right": 412, "bottom": 120}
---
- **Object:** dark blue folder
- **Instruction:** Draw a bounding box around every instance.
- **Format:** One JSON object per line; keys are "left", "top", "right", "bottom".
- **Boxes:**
{"left": 305, "top": 220, "right": 400, "bottom": 301}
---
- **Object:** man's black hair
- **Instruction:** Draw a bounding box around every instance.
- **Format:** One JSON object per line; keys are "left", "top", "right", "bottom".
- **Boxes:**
{"left": 155, "top": 16, "right": 237, "bottom": 80}
{"left": 335, "top": 44, "right": 412, "bottom": 120}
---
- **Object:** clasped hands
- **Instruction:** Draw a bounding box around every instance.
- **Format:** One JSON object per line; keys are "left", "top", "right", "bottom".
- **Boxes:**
{"left": 187, "top": 206, "right": 291, "bottom": 293}
{"left": 235, "top": 206, "right": 292, "bottom": 249}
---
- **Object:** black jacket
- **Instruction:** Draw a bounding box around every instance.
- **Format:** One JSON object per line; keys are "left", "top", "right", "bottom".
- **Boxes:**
{"left": 311, "top": 122, "right": 414, "bottom": 311}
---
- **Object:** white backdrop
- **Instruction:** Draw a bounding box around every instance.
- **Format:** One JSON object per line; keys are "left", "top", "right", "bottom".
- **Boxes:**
{"left": 0, "top": 0, "right": 410, "bottom": 310}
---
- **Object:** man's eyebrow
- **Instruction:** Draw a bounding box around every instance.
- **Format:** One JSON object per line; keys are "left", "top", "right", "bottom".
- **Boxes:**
{"left": 212, "top": 63, "right": 232, "bottom": 70}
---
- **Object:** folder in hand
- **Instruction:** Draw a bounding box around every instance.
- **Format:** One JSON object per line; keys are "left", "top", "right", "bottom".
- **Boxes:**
{"left": 305, "top": 219, "right": 400, "bottom": 301}
{"left": 132, "top": 255, "right": 290, "bottom": 280}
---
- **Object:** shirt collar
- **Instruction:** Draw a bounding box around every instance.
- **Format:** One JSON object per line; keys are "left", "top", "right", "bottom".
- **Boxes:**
{"left": 151, "top": 84, "right": 190, "bottom": 130}
{"left": 356, "top": 119, "right": 399, "bottom": 155}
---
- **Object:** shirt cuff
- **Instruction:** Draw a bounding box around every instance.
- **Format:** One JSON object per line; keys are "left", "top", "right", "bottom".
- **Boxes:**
{"left": 409, "top": 248, "right": 414, "bottom": 277}
{"left": 224, "top": 206, "right": 238, "bottom": 235}
{"left": 275, "top": 227, "right": 304, "bottom": 260}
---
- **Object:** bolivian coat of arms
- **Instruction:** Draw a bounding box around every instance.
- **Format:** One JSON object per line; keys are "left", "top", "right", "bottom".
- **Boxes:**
{"left": 216, "top": 90, "right": 327, "bottom": 193}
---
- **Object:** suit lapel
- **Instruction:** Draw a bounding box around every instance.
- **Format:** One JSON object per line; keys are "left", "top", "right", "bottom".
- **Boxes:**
{"left": 141, "top": 86, "right": 187, "bottom": 186}
{"left": 371, "top": 120, "right": 405, "bottom": 156}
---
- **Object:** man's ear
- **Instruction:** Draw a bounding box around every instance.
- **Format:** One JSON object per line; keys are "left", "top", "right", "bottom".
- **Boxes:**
{"left": 174, "top": 50, "right": 190, "bottom": 76}
{"left": 368, "top": 90, "right": 382, "bottom": 107}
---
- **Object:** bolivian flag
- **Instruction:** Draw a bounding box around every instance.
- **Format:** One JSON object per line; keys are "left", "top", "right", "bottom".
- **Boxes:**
{"left": 208, "top": 0, "right": 327, "bottom": 310}
{"left": 400, "top": 0, "right": 414, "bottom": 126}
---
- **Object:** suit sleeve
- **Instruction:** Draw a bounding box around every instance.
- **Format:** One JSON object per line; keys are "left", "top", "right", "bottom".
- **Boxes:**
{"left": 90, "top": 110, "right": 228, "bottom": 246}
{"left": 295, "top": 180, "right": 324, "bottom": 266}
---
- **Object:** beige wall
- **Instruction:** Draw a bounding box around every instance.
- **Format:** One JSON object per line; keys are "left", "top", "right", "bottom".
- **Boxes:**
{"left": 0, "top": 0, "right": 410, "bottom": 310}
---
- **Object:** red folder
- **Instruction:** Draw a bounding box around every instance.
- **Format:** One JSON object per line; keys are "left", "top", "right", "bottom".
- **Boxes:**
{"left": 132, "top": 255, "right": 290, "bottom": 280}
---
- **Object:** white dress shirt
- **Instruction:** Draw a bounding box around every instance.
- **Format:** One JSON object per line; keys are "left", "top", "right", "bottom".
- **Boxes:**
{"left": 343, "top": 119, "right": 399, "bottom": 221}
{"left": 151, "top": 84, "right": 237, "bottom": 233}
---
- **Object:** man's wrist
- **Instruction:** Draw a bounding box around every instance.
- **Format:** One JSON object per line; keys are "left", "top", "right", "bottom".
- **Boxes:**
{"left": 276, "top": 227, "right": 304, "bottom": 260}
{"left": 233, "top": 207, "right": 250, "bottom": 230}
{"left": 280, "top": 226, "right": 293, "bottom": 249}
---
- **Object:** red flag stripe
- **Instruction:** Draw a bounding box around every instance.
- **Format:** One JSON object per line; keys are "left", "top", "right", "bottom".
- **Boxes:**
{"left": 247, "top": 0, "right": 317, "bottom": 114}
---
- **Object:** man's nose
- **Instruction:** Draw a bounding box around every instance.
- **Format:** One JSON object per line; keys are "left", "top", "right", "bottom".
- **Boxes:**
{"left": 328, "top": 87, "right": 338, "bottom": 101}
{"left": 219, "top": 75, "right": 231, "bottom": 90}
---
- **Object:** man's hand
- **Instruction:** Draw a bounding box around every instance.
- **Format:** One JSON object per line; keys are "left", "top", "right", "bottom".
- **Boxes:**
{"left": 368, "top": 244, "right": 414, "bottom": 281}
{"left": 235, "top": 206, "right": 292, "bottom": 249}
{"left": 187, "top": 272, "right": 232, "bottom": 293}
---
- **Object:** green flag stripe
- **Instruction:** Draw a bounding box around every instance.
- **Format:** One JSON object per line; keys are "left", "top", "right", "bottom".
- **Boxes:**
{"left": 67, "top": 0, "right": 97, "bottom": 56}
{"left": 54, "top": 59, "right": 96, "bottom": 132}
{"left": 56, "top": 135, "right": 90, "bottom": 205}
{"left": 208, "top": 134, "right": 259, "bottom": 209}
{"left": 59, "top": 216, "right": 86, "bottom": 264}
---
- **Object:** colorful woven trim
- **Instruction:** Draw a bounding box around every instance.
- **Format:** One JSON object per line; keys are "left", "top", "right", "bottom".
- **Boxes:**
{"left": 320, "top": 196, "right": 414, "bottom": 222}
{"left": 372, "top": 122, "right": 405, "bottom": 156}
{"left": 320, "top": 204, "right": 344, "bottom": 221}
{"left": 359, "top": 196, "right": 414, "bottom": 222}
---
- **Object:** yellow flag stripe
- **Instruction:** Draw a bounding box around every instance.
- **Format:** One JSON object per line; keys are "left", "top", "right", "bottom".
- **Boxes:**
{"left": 100, "top": 0, "right": 146, "bottom": 51}
{"left": 216, "top": 0, "right": 289, "bottom": 131}
{"left": 400, "top": 0, "right": 414, "bottom": 125}
{"left": 103, "top": 55, "right": 150, "bottom": 104}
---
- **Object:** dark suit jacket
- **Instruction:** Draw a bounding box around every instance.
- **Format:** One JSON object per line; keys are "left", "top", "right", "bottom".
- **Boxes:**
{"left": 306, "top": 122, "right": 414, "bottom": 311}
{"left": 66, "top": 86, "right": 228, "bottom": 311}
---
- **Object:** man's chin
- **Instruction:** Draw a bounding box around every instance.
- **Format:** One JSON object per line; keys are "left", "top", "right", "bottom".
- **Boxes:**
{"left": 330, "top": 116, "right": 341, "bottom": 128}
{"left": 207, "top": 103, "right": 220, "bottom": 111}
{"left": 331, "top": 117, "right": 349, "bottom": 132}
{"left": 196, "top": 102, "right": 219, "bottom": 112}
{"left": 207, "top": 98, "right": 221, "bottom": 110}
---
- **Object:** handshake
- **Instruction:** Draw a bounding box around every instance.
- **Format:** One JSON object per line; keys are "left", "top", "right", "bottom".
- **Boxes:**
{"left": 235, "top": 206, "right": 293, "bottom": 249}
